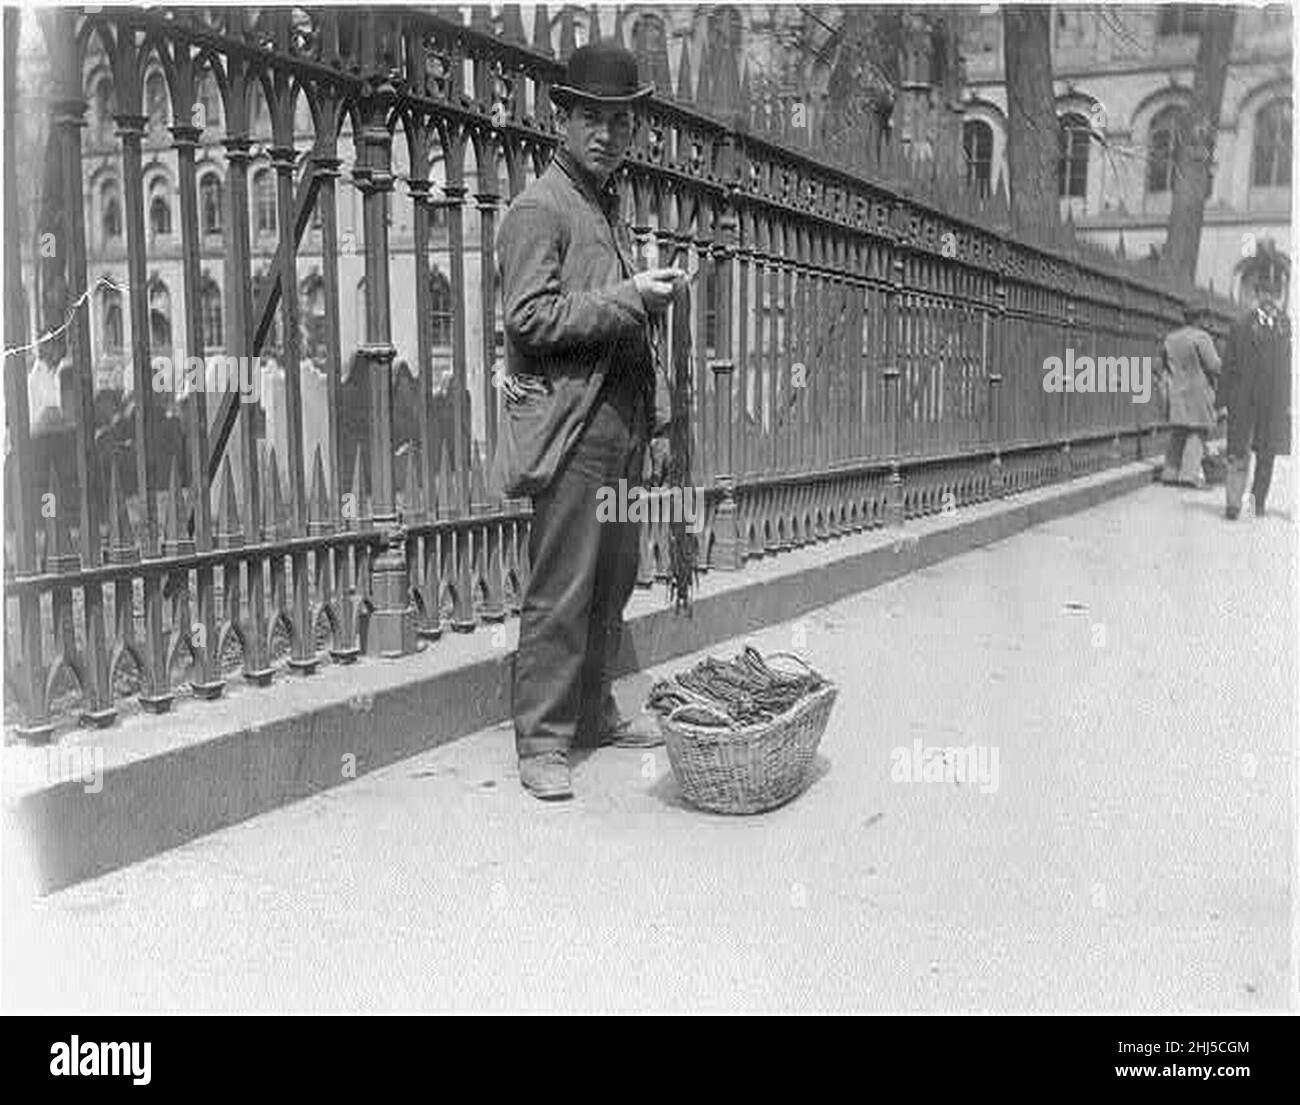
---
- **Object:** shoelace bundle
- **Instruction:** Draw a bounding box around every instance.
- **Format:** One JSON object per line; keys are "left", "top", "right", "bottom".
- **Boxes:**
{"left": 649, "top": 275, "right": 699, "bottom": 614}
{"left": 647, "top": 646, "right": 826, "bottom": 727}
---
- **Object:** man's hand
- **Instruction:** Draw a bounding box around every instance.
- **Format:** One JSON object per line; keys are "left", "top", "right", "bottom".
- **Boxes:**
{"left": 647, "top": 436, "right": 671, "bottom": 485}
{"left": 634, "top": 267, "right": 685, "bottom": 314}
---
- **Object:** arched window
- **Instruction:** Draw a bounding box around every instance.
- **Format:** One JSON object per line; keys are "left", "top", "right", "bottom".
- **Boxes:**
{"left": 150, "top": 194, "right": 171, "bottom": 236}
{"left": 1058, "top": 113, "right": 1090, "bottom": 198}
{"left": 251, "top": 97, "right": 272, "bottom": 140}
{"left": 427, "top": 166, "right": 449, "bottom": 231}
{"left": 145, "top": 71, "right": 168, "bottom": 133}
{"left": 148, "top": 277, "right": 172, "bottom": 350}
{"left": 197, "top": 74, "right": 222, "bottom": 134}
{"left": 102, "top": 290, "right": 123, "bottom": 351}
{"left": 1053, "top": 9, "right": 1093, "bottom": 50}
{"left": 200, "top": 173, "right": 223, "bottom": 234}
{"left": 429, "top": 266, "right": 452, "bottom": 349}
{"left": 1146, "top": 105, "right": 1186, "bottom": 194}
{"left": 300, "top": 271, "right": 325, "bottom": 363}
{"left": 101, "top": 182, "right": 121, "bottom": 240}
{"left": 1158, "top": 6, "right": 1205, "bottom": 36}
{"left": 963, "top": 120, "right": 994, "bottom": 194}
{"left": 94, "top": 78, "right": 115, "bottom": 141}
{"left": 704, "top": 263, "right": 719, "bottom": 356}
{"left": 1252, "top": 98, "right": 1292, "bottom": 188}
{"left": 708, "top": 5, "right": 743, "bottom": 53}
{"left": 631, "top": 14, "right": 671, "bottom": 95}
{"left": 253, "top": 169, "right": 276, "bottom": 235}
{"left": 200, "top": 273, "right": 223, "bottom": 350}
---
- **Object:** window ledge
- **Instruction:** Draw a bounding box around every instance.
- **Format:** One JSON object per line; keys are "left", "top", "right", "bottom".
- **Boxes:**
{"left": 1247, "top": 185, "right": 1291, "bottom": 213}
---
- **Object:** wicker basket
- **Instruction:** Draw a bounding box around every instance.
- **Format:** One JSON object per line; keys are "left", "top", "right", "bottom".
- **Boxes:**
{"left": 656, "top": 653, "right": 837, "bottom": 815}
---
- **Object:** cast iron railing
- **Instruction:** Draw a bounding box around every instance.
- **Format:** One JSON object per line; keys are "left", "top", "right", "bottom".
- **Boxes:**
{"left": 3, "top": 5, "right": 1230, "bottom": 738}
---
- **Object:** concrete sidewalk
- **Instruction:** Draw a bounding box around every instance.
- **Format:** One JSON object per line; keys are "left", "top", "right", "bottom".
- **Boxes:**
{"left": 3, "top": 464, "right": 1293, "bottom": 1012}
{"left": 6, "top": 457, "right": 1160, "bottom": 891}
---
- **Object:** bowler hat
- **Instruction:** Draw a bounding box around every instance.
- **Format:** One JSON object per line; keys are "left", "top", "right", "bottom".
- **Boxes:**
{"left": 550, "top": 41, "right": 653, "bottom": 108}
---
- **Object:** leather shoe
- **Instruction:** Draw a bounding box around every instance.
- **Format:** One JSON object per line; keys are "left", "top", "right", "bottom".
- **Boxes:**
{"left": 519, "top": 751, "right": 573, "bottom": 800}
{"left": 589, "top": 711, "right": 665, "bottom": 749}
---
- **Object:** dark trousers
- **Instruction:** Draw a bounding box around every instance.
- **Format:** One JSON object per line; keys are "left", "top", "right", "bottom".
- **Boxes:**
{"left": 1226, "top": 450, "right": 1277, "bottom": 512}
{"left": 1253, "top": 450, "right": 1277, "bottom": 510}
{"left": 1226, "top": 403, "right": 1280, "bottom": 513}
{"left": 513, "top": 389, "right": 646, "bottom": 758}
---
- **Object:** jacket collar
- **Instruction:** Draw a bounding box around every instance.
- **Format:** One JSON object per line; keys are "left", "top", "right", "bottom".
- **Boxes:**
{"left": 555, "top": 146, "right": 620, "bottom": 219}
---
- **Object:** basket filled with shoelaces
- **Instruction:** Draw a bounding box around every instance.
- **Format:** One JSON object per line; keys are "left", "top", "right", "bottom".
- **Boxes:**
{"left": 646, "top": 646, "right": 837, "bottom": 814}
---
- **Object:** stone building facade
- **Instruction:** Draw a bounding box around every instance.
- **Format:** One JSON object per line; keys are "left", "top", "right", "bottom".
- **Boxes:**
{"left": 957, "top": 4, "right": 1292, "bottom": 295}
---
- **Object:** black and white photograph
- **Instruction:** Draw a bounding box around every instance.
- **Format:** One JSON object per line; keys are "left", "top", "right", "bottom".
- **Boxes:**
{"left": 0, "top": 0, "right": 1295, "bottom": 1038}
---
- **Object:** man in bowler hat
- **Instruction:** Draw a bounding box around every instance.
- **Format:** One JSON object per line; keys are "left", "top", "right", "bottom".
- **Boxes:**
{"left": 495, "top": 41, "right": 685, "bottom": 799}
{"left": 1219, "top": 242, "right": 1291, "bottom": 519}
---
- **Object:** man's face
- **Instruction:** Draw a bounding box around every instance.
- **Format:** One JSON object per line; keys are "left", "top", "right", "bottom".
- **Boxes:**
{"left": 562, "top": 101, "right": 633, "bottom": 185}
{"left": 1251, "top": 272, "right": 1288, "bottom": 311}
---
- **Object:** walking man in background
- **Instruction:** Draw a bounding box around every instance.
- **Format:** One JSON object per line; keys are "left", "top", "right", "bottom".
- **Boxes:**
{"left": 494, "top": 41, "right": 681, "bottom": 800}
{"left": 1159, "top": 301, "right": 1221, "bottom": 488}
{"left": 1220, "top": 244, "right": 1292, "bottom": 520}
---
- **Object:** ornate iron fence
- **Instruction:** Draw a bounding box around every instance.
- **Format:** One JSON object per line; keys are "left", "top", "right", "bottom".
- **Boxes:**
{"left": 3, "top": 5, "right": 1227, "bottom": 738}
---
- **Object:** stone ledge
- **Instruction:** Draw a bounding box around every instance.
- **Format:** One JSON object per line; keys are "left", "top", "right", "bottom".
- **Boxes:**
{"left": 5, "top": 460, "right": 1160, "bottom": 892}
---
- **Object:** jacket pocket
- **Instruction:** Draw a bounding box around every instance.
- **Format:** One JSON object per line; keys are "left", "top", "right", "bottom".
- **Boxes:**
{"left": 492, "top": 384, "right": 555, "bottom": 499}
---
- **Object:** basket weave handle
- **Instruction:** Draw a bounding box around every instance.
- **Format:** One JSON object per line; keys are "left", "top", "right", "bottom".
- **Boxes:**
{"left": 761, "top": 650, "right": 818, "bottom": 679}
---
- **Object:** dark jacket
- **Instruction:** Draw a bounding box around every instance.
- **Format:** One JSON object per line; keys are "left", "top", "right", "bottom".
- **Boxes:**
{"left": 1221, "top": 304, "right": 1292, "bottom": 457}
{"left": 491, "top": 148, "right": 670, "bottom": 498}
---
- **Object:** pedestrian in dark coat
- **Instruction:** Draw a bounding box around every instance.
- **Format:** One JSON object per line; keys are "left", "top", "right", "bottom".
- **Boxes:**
{"left": 494, "top": 41, "right": 684, "bottom": 800}
{"left": 1220, "top": 244, "right": 1291, "bottom": 519}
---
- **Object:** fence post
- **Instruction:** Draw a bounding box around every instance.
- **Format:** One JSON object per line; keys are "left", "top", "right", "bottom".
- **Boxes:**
{"left": 172, "top": 97, "right": 224, "bottom": 701}
{"left": 117, "top": 94, "right": 173, "bottom": 712}
{"left": 710, "top": 358, "right": 741, "bottom": 570}
{"left": 709, "top": 197, "right": 742, "bottom": 570}
{"left": 223, "top": 67, "right": 272, "bottom": 684}
{"left": 270, "top": 79, "right": 317, "bottom": 676}
{"left": 475, "top": 162, "right": 501, "bottom": 462}
{"left": 989, "top": 268, "right": 1006, "bottom": 497}
{"left": 884, "top": 240, "right": 905, "bottom": 527}
{"left": 47, "top": 8, "right": 115, "bottom": 725}
{"left": 357, "top": 64, "right": 416, "bottom": 659}
{"left": 1061, "top": 272, "right": 1076, "bottom": 478}
{"left": 116, "top": 109, "right": 160, "bottom": 556}
{"left": 4, "top": 7, "right": 52, "bottom": 740}
{"left": 312, "top": 142, "right": 344, "bottom": 523}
